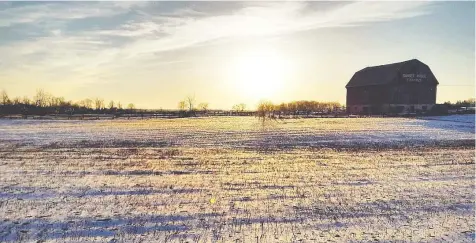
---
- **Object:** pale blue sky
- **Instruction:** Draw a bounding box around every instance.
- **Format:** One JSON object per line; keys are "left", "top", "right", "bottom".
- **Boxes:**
{"left": 0, "top": 1, "right": 474, "bottom": 109}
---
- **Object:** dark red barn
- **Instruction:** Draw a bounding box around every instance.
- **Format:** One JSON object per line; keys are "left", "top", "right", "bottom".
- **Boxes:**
{"left": 346, "top": 59, "right": 438, "bottom": 114}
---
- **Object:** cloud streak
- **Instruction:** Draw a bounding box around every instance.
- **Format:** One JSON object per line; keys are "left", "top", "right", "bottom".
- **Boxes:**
{"left": 0, "top": 1, "right": 433, "bottom": 85}
{"left": 0, "top": 2, "right": 135, "bottom": 27}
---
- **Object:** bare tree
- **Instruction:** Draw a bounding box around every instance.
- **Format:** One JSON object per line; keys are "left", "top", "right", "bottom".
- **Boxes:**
{"left": 256, "top": 100, "right": 275, "bottom": 122}
{"left": 51, "top": 96, "right": 65, "bottom": 107}
{"left": 94, "top": 98, "right": 104, "bottom": 110}
{"left": 108, "top": 100, "right": 115, "bottom": 110}
{"left": 84, "top": 99, "right": 93, "bottom": 109}
{"left": 63, "top": 100, "right": 72, "bottom": 107}
{"left": 198, "top": 102, "right": 209, "bottom": 112}
{"left": 11, "top": 97, "right": 21, "bottom": 105}
{"left": 233, "top": 103, "right": 246, "bottom": 112}
{"left": 178, "top": 100, "right": 186, "bottom": 111}
{"left": 117, "top": 102, "right": 122, "bottom": 110}
{"left": 78, "top": 98, "right": 93, "bottom": 109}
{"left": 34, "top": 89, "right": 48, "bottom": 107}
{"left": 239, "top": 103, "right": 246, "bottom": 111}
{"left": 185, "top": 95, "right": 196, "bottom": 112}
{"left": 46, "top": 94, "right": 55, "bottom": 107}
{"left": 278, "top": 103, "right": 288, "bottom": 117}
{"left": 22, "top": 96, "right": 31, "bottom": 105}
{"left": 0, "top": 90, "right": 10, "bottom": 105}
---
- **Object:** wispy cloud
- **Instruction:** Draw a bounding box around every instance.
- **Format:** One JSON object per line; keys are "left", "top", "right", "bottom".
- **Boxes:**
{"left": 0, "top": 2, "right": 134, "bottom": 27}
{"left": 0, "top": 1, "right": 433, "bottom": 85}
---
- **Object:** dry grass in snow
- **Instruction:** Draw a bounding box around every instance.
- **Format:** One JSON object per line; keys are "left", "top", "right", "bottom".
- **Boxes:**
{"left": 0, "top": 115, "right": 474, "bottom": 242}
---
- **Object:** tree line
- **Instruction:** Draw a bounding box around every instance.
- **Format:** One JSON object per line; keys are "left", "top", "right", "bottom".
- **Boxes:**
{"left": 4, "top": 88, "right": 470, "bottom": 118}
{"left": 443, "top": 98, "right": 476, "bottom": 109}
{"left": 257, "top": 100, "right": 343, "bottom": 120}
{"left": 0, "top": 89, "right": 136, "bottom": 116}
{"left": 176, "top": 95, "right": 249, "bottom": 116}
{"left": 0, "top": 89, "right": 345, "bottom": 119}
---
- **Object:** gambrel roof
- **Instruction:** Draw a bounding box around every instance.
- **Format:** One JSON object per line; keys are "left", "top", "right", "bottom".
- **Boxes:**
{"left": 346, "top": 59, "right": 439, "bottom": 88}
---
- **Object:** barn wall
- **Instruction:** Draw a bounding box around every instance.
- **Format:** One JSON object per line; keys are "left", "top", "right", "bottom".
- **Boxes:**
{"left": 388, "top": 83, "right": 437, "bottom": 104}
{"left": 347, "top": 84, "right": 437, "bottom": 106}
{"left": 348, "top": 104, "right": 435, "bottom": 114}
{"left": 346, "top": 86, "right": 392, "bottom": 106}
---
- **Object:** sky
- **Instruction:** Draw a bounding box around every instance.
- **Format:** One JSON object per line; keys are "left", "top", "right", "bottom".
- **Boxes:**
{"left": 0, "top": 1, "right": 474, "bottom": 109}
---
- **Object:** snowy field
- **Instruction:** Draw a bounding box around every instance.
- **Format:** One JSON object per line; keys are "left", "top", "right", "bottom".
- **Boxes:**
{"left": 0, "top": 115, "right": 474, "bottom": 242}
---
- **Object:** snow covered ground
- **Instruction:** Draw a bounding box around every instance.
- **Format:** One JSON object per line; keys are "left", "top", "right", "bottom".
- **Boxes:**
{"left": 0, "top": 115, "right": 474, "bottom": 242}
{"left": 0, "top": 115, "right": 474, "bottom": 148}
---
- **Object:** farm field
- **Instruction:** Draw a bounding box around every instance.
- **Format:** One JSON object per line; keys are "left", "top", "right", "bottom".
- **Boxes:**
{"left": 0, "top": 115, "right": 474, "bottom": 242}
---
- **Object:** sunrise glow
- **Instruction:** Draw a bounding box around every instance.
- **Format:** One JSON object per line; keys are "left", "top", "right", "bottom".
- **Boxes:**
{"left": 228, "top": 49, "right": 292, "bottom": 100}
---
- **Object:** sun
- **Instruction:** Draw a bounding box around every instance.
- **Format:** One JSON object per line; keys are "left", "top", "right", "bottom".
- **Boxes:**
{"left": 229, "top": 49, "right": 291, "bottom": 100}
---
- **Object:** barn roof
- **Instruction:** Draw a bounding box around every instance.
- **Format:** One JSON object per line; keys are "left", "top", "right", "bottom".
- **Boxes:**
{"left": 345, "top": 59, "right": 435, "bottom": 88}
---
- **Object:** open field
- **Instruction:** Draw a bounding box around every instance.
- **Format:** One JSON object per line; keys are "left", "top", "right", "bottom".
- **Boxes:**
{"left": 0, "top": 115, "right": 474, "bottom": 242}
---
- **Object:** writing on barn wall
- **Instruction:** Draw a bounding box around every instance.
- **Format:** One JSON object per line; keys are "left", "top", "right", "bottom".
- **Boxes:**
{"left": 402, "top": 73, "right": 427, "bottom": 82}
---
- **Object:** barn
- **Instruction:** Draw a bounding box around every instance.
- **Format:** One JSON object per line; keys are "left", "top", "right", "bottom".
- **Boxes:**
{"left": 346, "top": 59, "right": 438, "bottom": 114}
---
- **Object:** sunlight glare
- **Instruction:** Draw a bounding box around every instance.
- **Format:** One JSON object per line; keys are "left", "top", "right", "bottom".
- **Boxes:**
{"left": 229, "top": 48, "right": 292, "bottom": 100}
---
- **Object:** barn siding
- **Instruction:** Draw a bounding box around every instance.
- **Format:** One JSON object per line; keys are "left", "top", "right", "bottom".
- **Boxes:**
{"left": 346, "top": 59, "right": 438, "bottom": 114}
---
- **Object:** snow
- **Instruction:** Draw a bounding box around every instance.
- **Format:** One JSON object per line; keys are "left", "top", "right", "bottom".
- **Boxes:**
{"left": 0, "top": 115, "right": 474, "bottom": 148}
{"left": 0, "top": 116, "right": 474, "bottom": 242}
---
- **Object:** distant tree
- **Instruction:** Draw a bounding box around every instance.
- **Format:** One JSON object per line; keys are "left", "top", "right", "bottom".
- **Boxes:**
{"left": 11, "top": 97, "right": 21, "bottom": 105}
{"left": 186, "top": 95, "right": 196, "bottom": 111}
{"left": 198, "top": 102, "right": 209, "bottom": 112}
{"left": 0, "top": 90, "right": 10, "bottom": 105}
{"left": 22, "top": 96, "right": 31, "bottom": 105}
{"left": 50, "top": 96, "right": 65, "bottom": 107}
{"left": 0, "top": 88, "right": 142, "bottom": 116}
{"left": 287, "top": 101, "right": 298, "bottom": 115}
{"left": 64, "top": 100, "right": 73, "bottom": 107}
{"left": 108, "top": 100, "right": 115, "bottom": 110}
{"left": 178, "top": 100, "right": 186, "bottom": 111}
{"left": 94, "top": 98, "right": 104, "bottom": 110}
{"left": 330, "top": 102, "right": 341, "bottom": 112}
{"left": 117, "top": 102, "right": 123, "bottom": 110}
{"left": 232, "top": 103, "right": 246, "bottom": 112}
{"left": 82, "top": 99, "right": 93, "bottom": 109}
{"left": 34, "top": 89, "right": 49, "bottom": 107}
{"left": 468, "top": 98, "right": 476, "bottom": 106}
{"left": 256, "top": 100, "right": 275, "bottom": 122}
{"left": 240, "top": 103, "right": 246, "bottom": 111}
{"left": 456, "top": 98, "right": 476, "bottom": 107}
{"left": 277, "top": 103, "right": 288, "bottom": 117}
{"left": 444, "top": 98, "right": 476, "bottom": 109}
{"left": 127, "top": 103, "right": 135, "bottom": 110}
